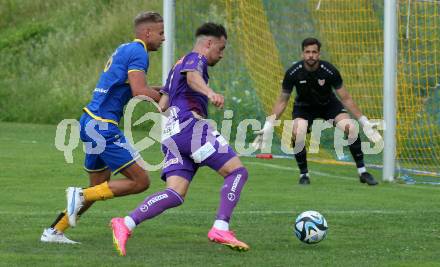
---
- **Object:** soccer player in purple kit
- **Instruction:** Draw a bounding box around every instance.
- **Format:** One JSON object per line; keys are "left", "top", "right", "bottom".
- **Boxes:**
{"left": 110, "top": 22, "right": 250, "bottom": 255}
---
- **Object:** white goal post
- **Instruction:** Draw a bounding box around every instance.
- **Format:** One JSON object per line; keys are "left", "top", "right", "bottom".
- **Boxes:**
{"left": 162, "top": 0, "right": 175, "bottom": 86}
{"left": 383, "top": 0, "right": 398, "bottom": 182}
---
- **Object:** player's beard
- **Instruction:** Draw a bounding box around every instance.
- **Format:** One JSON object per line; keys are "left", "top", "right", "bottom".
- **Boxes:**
{"left": 305, "top": 59, "right": 318, "bottom": 69}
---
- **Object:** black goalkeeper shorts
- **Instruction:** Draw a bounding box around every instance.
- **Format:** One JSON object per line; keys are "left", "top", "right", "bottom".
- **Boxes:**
{"left": 292, "top": 99, "right": 347, "bottom": 128}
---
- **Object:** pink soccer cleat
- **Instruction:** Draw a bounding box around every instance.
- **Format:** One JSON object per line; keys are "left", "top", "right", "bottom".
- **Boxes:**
{"left": 207, "top": 227, "right": 250, "bottom": 252}
{"left": 110, "top": 218, "right": 131, "bottom": 256}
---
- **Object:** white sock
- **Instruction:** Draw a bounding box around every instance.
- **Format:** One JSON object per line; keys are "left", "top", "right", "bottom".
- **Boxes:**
{"left": 300, "top": 172, "right": 309, "bottom": 178}
{"left": 213, "top": 220, "right": 229, "bottom": 231}
{"left": 357, "top": 167, "right": 367, "bottom": 175}
{"left": 124, "top": 216, "right": 137, "bottom": 231}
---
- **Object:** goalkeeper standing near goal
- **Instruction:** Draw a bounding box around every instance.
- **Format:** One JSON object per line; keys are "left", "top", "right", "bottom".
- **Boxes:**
{"left": 254, "top": 37, "right": 381, "bottom": 186}
{"left": 40, "top": 11, "right": 165, "bottom": 244}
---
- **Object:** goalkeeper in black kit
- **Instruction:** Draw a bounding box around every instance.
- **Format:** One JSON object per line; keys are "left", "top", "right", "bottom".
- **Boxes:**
{"left": 253, "top": 37, "right": 381, "bottom": 185}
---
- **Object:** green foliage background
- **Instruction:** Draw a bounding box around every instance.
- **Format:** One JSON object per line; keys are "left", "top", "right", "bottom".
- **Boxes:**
{"left": 1, "top": 0, "right": 438, "bottom": 172}
{"left": 0, "top": 0, "right": 163, "bottom": 123}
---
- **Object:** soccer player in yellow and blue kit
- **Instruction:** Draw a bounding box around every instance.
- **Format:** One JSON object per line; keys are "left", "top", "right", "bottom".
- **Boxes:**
{"left": 40, "top": 11, "right": 165, "bottom": 244}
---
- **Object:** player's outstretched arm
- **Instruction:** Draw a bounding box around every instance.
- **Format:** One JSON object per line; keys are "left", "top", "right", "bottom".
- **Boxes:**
{"left": 334, "top": 86, "right": 362, "bottom": 119}
{"left": 128, "top": 71, "right": 161, "bottom": 102}
{"left": 259, "top": 91, "right": 290, "bottom": 132}
{"left": 271, "top": 92, "right": 291, "bottom": 120}
{"left": 252, "top": 91, "right": 290, "bottom": 150}
{"left": 186, "top": 71, "right": 224, "bottom": 108}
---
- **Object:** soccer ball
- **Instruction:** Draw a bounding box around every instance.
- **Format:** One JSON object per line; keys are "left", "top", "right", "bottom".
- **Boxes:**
{"left": 294, "top": 210, "right": 328, "bottom": 244}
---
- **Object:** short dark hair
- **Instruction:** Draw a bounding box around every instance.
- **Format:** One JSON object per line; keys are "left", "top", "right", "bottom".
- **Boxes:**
{"left": 195, "top": 22, "right": 227, "bottom": 39}
{"left": 302, "top": 37, "right": 321, "bottom": 51}
{"left": 134, "top": 11, "right": 163, "bottom": 27}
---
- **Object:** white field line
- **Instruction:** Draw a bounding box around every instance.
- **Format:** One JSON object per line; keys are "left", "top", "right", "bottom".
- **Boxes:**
{"left": 0, "top": 209, "right": 435, "bottom": 216}
{"left": 244, "top": 161, "right": 356, "bottom": 181}
{"left": 243, "top": 160, "right": 440, "bottom": 190}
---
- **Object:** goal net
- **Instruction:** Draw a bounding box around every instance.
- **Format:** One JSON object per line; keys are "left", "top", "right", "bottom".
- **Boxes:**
{"left": 174, "top": 0, "right": 440, "bottom": 180}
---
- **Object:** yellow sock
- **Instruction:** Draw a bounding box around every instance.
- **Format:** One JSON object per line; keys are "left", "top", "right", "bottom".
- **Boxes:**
{"left": 83, "top": 181, "right": 114, "bottom": 202}
{"left": 53, "top": 210, "right": 70, "bottom": 232}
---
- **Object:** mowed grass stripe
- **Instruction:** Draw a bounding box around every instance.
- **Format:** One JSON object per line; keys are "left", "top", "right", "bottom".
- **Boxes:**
{"left": 2, "top": 122, "right": 440, "bottom": 267}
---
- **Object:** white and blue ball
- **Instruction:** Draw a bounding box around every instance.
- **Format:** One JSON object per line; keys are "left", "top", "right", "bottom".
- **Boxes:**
{"left": 294, "top": 210, "right": 328, "bottom": 244}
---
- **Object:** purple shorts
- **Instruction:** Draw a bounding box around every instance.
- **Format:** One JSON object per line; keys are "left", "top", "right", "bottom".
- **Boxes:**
{"left": 161, "top": 118, "right": 236, "bottom": 182}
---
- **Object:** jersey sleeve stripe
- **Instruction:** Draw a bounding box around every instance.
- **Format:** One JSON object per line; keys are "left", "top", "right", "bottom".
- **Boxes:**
{"left": 180, "top": 68, "right": 202, "bottom": 73}
{"left": 83, "top": 107, "right": 119, "bottom": 125}
{"left": 128, "top": 69, "right": 145, "bottom": 73}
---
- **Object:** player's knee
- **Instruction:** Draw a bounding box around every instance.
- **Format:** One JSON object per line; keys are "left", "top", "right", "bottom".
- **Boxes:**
{"left": 293, "top": 128, "right": 307, "bottom": 142}
{"left": 292, "top": 132, "right": 306, "bottom": 145}
{"left": 343, "top": 123, "right": 351, "bottom": 133}
{"left": 291, "top": 134, "right": 296, "bottom": 143}
{"left": 230, "top": 166, "right": 249, "bottom": 181}
{"left": 241, "top": 167, "right": 249, "bottom": 180}
{"left": 132, "top": 171, "right": 151, "bottom": 193}
{"left": 137, "top": 175, "right": 151, "bottom": 192}
{"left": 344, "top": 123, "right": 358, "bottom": 139}
{"left": 88, "top": 169, "right": 111, "bottom": 186}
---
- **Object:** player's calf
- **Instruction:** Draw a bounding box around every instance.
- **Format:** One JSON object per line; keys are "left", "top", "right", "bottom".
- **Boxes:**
{"left": 118, "top": 163, "right": 151, "bottom": 195}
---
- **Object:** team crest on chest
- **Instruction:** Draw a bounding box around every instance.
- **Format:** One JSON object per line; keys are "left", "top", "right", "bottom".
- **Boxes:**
{"left": 318, "top": 79, "right": 325, "bottom": 86}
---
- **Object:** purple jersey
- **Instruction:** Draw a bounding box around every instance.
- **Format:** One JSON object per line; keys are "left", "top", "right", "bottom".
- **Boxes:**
{"left": 161, "top": 52, "right": 209, "bottom": 120}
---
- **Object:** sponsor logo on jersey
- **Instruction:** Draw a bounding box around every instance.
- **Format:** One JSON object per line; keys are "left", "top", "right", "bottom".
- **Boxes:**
{"left": 300, "top": 80, "right": 307, "bottom": 84}
{"left": 163, "top": 158, "right": 179, "bottom": 168}
{"left": 93, "top": 88, "right": 109, "bottom": 94}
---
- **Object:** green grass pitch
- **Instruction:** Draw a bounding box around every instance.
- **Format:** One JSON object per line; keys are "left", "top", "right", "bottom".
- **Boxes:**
{"left": 1, "top": 122, "right": 440, "bottom": 267}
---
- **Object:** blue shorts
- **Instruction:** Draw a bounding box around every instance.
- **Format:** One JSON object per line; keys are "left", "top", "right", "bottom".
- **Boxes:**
{"left": 79, "top": 113, "right": 140, "bottom": 175}
{"left": 161, "top": 117, "right": 236, "bottom": 182}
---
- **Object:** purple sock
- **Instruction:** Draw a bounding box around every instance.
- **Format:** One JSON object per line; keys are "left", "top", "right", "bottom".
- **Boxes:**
{"left": 216, "top": 167, "right": 248, "bottom": 222}
{"left": 129, "top": 188, "right": 184, "bottom": 225}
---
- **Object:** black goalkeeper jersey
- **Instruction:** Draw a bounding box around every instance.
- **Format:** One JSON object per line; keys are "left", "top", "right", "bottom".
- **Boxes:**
{"left": 282, "top": 60, "right": 343, "bottom": 106}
